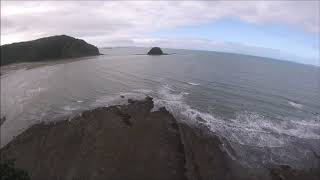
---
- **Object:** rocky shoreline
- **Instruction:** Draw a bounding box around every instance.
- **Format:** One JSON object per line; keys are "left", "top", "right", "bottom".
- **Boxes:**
{"left": 1, "top": 97, "right": 319, "bottom": 180}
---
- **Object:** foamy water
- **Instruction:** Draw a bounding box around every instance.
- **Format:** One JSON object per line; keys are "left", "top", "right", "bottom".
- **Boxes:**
{"left": 187, "top": 82, "right": 200, "bottom": 86}
{"left": 288, "top": 101, "right": 304, "bottom": 109}
{"left": 150, "top": 85, "right": 320, "bottom": 168}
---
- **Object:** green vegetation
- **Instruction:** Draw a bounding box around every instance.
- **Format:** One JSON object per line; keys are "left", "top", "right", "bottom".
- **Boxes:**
{"left": 0, "top": 35, "right": 100, "bottom": 66}
{"left": 0, "top": 159, "right": 30, "bottom": 180}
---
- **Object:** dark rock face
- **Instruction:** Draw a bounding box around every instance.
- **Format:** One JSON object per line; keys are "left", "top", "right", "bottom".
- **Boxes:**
{"left": 0, "top": 116, "right": 6, "bottom": 126}
{"left": 0, "top": 97, "right": 186, "bottom": 180}
{"left": 0, "top": 35, "right": 100, "bottom": 66}
{"left": 147, "top": 47, "right": 164, "bottom": 55}
{"left": 270, "top": 165, "right": 320, "bottom": 180}
{"left": 179, "top": 123, "right": 271, "bottom": 180}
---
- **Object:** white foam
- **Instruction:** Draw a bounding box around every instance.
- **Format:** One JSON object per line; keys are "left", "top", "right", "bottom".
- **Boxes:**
{"left": 27, "top": 87, "right": 46, "bottom": 94}
{"left": 288, "top": 101, "right": 303, "bottom": 109}
{"left": 150, "top": 85, "right": 320, "bottom": 168}
{"left": 62, "top": 105, "right": 79, "bottom": 111}
{"left": 157, "top": 86, "right": 184, "bottom": 101}
{"left": 132, "top": 89, "right": 153, "bottom": 94}
{"left": 187, "top": 82, "right": 200, "bottom": 86}
{"left": 91, "top": 90, "right": 149, "bottom": 108}
{"left": 155, "top": 85, "right": 320, "bottom": 142}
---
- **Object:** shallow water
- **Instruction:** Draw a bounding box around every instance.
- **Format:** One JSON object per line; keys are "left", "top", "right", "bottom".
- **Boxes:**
{"left": 1, "top": 47, "right": 319, "bottom": 169}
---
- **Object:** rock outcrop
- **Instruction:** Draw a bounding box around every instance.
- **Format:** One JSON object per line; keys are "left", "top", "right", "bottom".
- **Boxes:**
{"left": 1, "top": 97, "right": 319, "bottom": 180}
{"left": 147, "top": 47, "right": 164, "bottom": 55}
{"left": 0, "top": 97, "right": 186, "bottom": 180}
{"left": 0, "top": 35, "right": 100, "bottom": 66}
{"left": 270, "top": 165, "right": 320, "bottom": 180}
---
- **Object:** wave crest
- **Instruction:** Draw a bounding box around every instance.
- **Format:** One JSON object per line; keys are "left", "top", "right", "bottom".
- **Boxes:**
{"left": 150, "top": 85, "right": 320, "bottom": 169}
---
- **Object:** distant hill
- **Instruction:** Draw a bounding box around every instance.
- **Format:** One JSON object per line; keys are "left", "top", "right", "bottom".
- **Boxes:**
{"left": 0, "top": 35, "right": 100, "bottom": 66}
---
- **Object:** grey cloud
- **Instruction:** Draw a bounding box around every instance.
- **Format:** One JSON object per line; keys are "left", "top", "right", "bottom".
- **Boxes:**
{"left": 0, "top": 1, "right": 318, "bottom": 65}
{"left": 1, "top": 1, "right": 318, "bottom": 44}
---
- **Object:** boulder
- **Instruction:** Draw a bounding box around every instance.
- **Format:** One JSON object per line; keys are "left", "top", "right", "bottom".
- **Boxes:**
{"left": 147, "top": 47, "right": 164, "bottom": 55}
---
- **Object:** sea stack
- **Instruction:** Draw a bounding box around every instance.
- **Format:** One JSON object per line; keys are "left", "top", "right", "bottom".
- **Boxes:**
{"left": 0, "top": 35, "right": 100, "bottom": 66}
{"left": 147, "top": 47, "right": 164, "bottom": 55}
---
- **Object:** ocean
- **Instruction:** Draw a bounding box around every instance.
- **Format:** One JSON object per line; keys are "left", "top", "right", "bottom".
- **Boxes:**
{"left": 1, "top": 47, "right": 319, "bottom": 169}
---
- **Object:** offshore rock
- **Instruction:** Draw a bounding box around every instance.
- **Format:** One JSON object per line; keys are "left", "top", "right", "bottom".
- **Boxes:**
{"left": 147, "top": 47, "right": 164, "bottom": 55}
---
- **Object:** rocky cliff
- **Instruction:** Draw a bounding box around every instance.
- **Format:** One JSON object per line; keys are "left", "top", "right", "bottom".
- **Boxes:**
{"left": 1, "top": 97, "right": 319, "bottom": 180}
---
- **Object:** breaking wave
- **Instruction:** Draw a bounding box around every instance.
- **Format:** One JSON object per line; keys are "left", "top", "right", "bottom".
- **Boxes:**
{"left": 147, "top": 85, "right": 320, "bottom": 169}
{"left": 2, "top": 83, "right": 319, "bottom": 169}
{"left": 288, "top": 101, "right": 304, "bottom": 109}
{"left": 187, "top": 82, "right": 200, "bottom": 86}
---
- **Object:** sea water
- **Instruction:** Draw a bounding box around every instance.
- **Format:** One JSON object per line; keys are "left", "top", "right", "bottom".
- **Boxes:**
{"left": 1, "top": 47, "right": 319, "bottom": 169}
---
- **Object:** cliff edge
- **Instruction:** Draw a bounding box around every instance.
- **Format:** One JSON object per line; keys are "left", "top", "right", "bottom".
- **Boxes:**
{"left": 1, "top": 97, "right": 319, "bottom": 180}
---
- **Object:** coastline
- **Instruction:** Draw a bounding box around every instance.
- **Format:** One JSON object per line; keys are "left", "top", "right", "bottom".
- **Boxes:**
{"left": 1, "top": 97, "right": 319, "bottom": 180}
{"left": 0, "top": 54, "right": 104, "bottom": 76}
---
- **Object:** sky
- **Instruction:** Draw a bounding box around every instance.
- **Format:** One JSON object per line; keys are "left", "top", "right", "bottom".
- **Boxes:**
{"left": 1, "top": 1, "right": 319, "bottom": 66}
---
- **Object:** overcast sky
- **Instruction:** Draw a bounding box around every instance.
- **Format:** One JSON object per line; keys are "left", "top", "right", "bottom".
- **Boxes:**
{"left": 1, "top": 1, "right": 319, "bottom": 65}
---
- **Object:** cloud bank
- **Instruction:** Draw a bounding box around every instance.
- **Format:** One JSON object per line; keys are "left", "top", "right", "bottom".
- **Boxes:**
{"left": 1, "top": 1, "right": 319, "bottom": 65}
